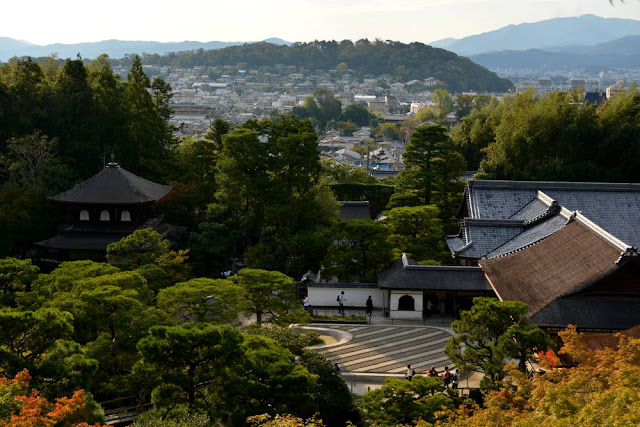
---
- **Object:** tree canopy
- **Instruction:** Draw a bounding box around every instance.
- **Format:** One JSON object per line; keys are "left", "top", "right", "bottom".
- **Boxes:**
{"left": 445, "top": 297, "right": 552, "bottom": 389}
{"left": 452, "top": 87, "right": 640, "bottom": 182}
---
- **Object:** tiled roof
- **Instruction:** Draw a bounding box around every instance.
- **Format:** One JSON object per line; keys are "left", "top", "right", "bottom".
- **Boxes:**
{"left": 541, "top": 189, "right": 640, "bottom": 248}
{"left": 467, "top": 187, "right": 538, "bottom": 219}
{"left": 35, "top": 231, "right": 130, "bottom": 251}
{"left": 480, "top": 221, "right": 622, "bottom": 317}
{"left": 49, "top": 163, "right": 173, "bottom": 205}
{"left": 445, "top": 236, "right": 466, "bottom": 254}
{"left": 378, "top": 256, "right": 491, "bottom": 291}
{"left": 306, "top": 282, "right": 378, "bottom": 289}
{"left": 454, "top": 220, "right": 523, "bottom": 258}
{"left": 508, "top": 198, "right": 549, "bottom": 220}
{"left": 451, "top": 180, "right": 640, "bottom": 259}
{"left": 486, "top": 214, "right": 568, "bottom": 258}
{"left": 465, "top": 179, "right": 640, "bottom": 220}
{"left": 338, "top": 201, "right": 371, "bottom": 220}
{"left": 530, "top": 296, "right": 640, "bottom": 331}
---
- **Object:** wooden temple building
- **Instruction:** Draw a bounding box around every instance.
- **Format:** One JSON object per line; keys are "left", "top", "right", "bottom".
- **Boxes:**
{"left": 308, "top": 179, "right": 640, "bottom": 331}
{"left": 35, "top": 162, "right": 180, "bottom": 263}
{"left": 448, "top": 179, "right": 640, "bottom": 332}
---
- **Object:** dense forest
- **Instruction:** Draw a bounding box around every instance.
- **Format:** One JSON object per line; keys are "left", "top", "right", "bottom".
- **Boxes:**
{"left": 124, "top": 39, "right": 514, "bottom": 93}
{"left": 0, "top": 53, "right": 467, "bottom": 274}
{"left": 450, "top": 87, "right": 640, "bottom": 182}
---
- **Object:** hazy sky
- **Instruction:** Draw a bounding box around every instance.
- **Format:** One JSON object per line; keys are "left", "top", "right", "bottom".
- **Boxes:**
{"left": 4, "top": 0, "right": 640, "bottom": 45}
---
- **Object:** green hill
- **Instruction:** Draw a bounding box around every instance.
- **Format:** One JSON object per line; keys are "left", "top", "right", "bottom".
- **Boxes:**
{"left": 136, "top": 40, "right": 513, "bottom": 93}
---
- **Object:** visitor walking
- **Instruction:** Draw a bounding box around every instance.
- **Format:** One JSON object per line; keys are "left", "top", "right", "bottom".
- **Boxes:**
{"left": 452, "top": 368, "right": 460, "bottom": 389}
{"left": 427, "top": 366, "right": 438, "bottom": 377}
{"left": 442, "top": 366, "right": 452, "bottom": 388}
{"left": 405, "top": 365, "right": 415, "bottom": 381}
{"left": 365, "top": 295, "right": 373, "bottom": 316}
{"left": 338, "top": 291, "right": 347, "bottom": 315}
{"left": 302, "top": 295, "right": 311, "bottom": 314}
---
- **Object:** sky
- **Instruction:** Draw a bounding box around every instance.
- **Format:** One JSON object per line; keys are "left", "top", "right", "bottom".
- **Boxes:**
{"left": 4, "top": 0, "right": 640, "bottom": 46}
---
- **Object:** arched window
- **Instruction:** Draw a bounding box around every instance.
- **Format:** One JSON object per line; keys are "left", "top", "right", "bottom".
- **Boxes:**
{"left": 79, "top": 210, "right": 90, "bottom": 221}
{"left": 100, "top": 210, "right": 111, "bottom": 221}
{"left": 120, "top": 210, "right": 131, "bottom": 222}
{"left": 398, "top": 295, "right": 415, "bottom": 311}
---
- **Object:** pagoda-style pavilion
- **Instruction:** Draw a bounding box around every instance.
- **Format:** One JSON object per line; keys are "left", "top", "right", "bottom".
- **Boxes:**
{"left": 35, "top": 162, "right": 174, "bottom": 262}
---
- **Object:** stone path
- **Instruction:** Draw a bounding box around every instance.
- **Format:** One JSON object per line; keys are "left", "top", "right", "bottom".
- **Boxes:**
{"left": 314, "top": 325, "right": 454, "bottom": 376}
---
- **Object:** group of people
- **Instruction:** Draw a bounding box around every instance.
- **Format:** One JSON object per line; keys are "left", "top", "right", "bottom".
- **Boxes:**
{"left": 338, "top": 292, "right": 374, "bottom": 316}
{"left": 337, "top": 291, "right": 373, "bottom": 316}
{"left": 406, "top": 365, "right": 459, "bottom": 389}
{"left": 302, "top": 292, "right": 375, "bottom": 317}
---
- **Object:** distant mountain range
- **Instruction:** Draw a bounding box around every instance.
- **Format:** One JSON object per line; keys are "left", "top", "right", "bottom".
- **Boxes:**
{"left": 429, "top": 14, "right": 640, "bottom": 57}
{"left": 4, "top": 14, "right": 638, "bottom": 71}
{"left": 0, "top": 37, "right": 291, "bottom": 62}
{"left": 428, "top": 15, "right": 640, "bottom": 70}
{"left": 470, "top": 35, "right": 640, "bottom": 70}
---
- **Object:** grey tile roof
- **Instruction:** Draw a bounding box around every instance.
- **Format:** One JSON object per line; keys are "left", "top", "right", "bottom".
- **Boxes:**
{"left": 306, "top": 282, "right": 379, "bottom": 289}
{"left": 35, "top": 231, "right": 130, "bottom": 251}
{"left": 378, "top": 257, "right": 491, "bottom": 291}
{"left": 486, "top": 214, "right": 568, "bottom": 258}
{"left": 509, "top": 198, "right": 549, "bottom": 220}
{"left": 531, "top": 296, "right": 640, "bottom": 330}
{"left": 445, "top": 236, "right": 466, "bottom": 253}
{"left": 49, "top": 163, "right": 173, "bottom": 205}
{"left": 452, "top": 180, "right": 640, "bottom": 259}
{"left": 466, "top": 179, "right": 640, "bottom": 220}
{"left": 456, "top": 221, "right": 523, "bottom": 258}
{"left": 542, "top": 189, "right": 640, "bottom": 248}
{"left": 338, "top": 201, "right": 371, "bottom": 220}
{"left": 468, "top": 187, "right": 538, "bottom": 219}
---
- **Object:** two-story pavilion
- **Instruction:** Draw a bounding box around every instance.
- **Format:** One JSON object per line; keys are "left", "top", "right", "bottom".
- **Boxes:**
{"left": 35, "top": 162, "right": 174, "bottom": 262}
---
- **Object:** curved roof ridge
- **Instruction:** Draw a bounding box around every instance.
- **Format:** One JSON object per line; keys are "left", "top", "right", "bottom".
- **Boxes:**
{"left": 522, "top": 201, "right": 560, "bottom": 227}
{"left": 48, "top": 163, "right": 173, "bottom": 205}
{"left": 490, "top": 230, "right": 559, "bottom": 259}
{"left": 118, "top": 167, "right": 164, "bottom": 202}
{"left": 572, "top": 211, "right": 631, "bottom": 252}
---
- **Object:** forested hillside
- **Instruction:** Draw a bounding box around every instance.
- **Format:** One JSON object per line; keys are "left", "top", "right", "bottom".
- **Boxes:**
{"left": 130, "top": 40, "right": 513, "bottom": 93}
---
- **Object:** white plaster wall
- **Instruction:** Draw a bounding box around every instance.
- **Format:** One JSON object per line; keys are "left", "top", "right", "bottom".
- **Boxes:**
{"left": 307, "top": 287, "right": 385, "bottom": 308}
{"left": 390, "top": 291, "right": 423, "bottom": 319}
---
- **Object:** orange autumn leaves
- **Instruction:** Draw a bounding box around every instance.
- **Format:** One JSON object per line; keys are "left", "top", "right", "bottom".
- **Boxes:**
{"left": 439, "top": 326, "right": 640, "bottom": 426}
{"left": 0, "top": 370, "right": 106, "bottom": 427}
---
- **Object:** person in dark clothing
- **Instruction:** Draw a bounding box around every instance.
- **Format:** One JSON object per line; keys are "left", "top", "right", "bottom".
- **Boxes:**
{"left": 365, "top": 295, "right": 373, "bottom": 316}
{"left": 442, "top": 366, "right": 452, "bottom": 388}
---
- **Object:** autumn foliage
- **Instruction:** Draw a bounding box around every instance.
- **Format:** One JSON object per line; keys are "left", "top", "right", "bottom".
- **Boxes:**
{"left": 438, "top": 325, "right": 640, "bottom": 426}
{"left": 0, "top": 369, "right": 106, "bottom": 427}
{"left": 247, "top": 413, "right": 325, "bottom": 427}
